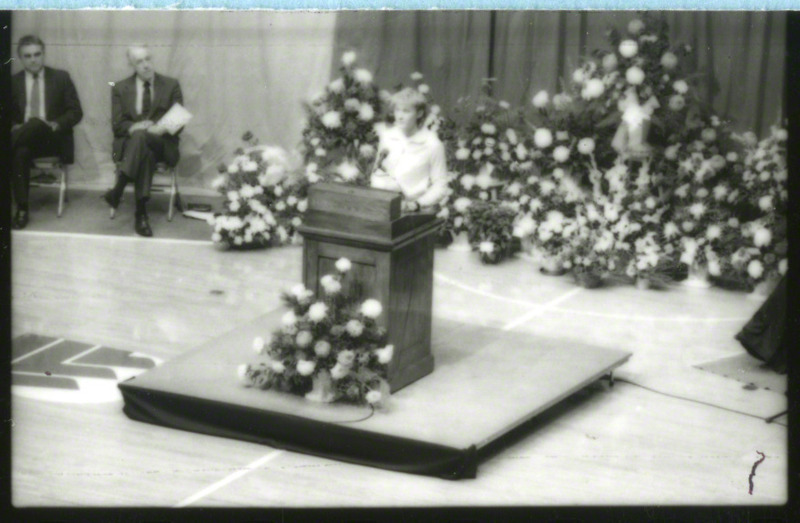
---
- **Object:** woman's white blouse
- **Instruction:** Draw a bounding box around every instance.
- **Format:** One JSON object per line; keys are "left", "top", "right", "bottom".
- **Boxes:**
{"left": 370, "top": 126, "right": 449, "bottom": 207}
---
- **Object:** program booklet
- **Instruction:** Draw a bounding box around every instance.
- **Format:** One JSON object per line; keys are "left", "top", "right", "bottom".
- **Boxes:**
{"left": 157, "top": 103, "right": 193, "bottom": 135}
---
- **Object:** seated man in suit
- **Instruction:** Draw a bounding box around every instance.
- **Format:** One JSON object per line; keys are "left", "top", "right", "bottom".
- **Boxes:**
{"left": 105, "top": 44, "right": 183, "bottom": 237}
{"left": 11, "top": 34, "right": 83, "bottom": 229}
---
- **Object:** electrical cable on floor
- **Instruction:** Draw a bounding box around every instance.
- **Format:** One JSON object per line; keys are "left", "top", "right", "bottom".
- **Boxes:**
{"left": 613, "top": 377, "right": 788, "bottom": 427}
{"left": 331, "top": 404, "right": 375, "bottom": 424}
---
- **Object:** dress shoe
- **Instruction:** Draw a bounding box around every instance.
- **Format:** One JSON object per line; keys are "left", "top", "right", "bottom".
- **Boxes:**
{"left": 13, "top": 209, "right": 29, "bottom": 229}
{"left": 103, "top": 189, "right": 121, "bottom": 219}
{"left": 134, "top": 213, "right": 153, "bottom": 237}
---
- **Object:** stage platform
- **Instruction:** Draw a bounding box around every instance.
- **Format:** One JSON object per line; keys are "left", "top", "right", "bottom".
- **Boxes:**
{"left": 119, "top": 309, "right": 630, "bottom": 479}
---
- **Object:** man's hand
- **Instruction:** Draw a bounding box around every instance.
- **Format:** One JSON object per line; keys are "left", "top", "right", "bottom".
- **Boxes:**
{"left": 129, "top": 120, "right": 154, "bottom": 134}
{"left": 44, "top": 121, "right": 60, "bottom": 132}
{"left": 146, "top": 124, "right": 167, "bottom": 136}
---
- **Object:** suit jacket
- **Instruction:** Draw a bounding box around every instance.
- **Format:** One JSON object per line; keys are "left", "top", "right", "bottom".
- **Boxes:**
{"left": 112, "top": 73, "right": 183, "bottom": 167}
{"left": 11, "top": 66, "right": 84, "bottom": 163}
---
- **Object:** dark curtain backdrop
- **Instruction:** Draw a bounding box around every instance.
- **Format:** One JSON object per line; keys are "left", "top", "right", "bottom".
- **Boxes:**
{"left": 335, "top": 11, "right": 785, "bottom": 137}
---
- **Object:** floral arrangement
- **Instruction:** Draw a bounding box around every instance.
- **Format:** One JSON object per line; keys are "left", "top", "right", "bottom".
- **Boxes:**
{"left": 209, "top": 132, "right": 304, "bottom": 248}
{"left": 300, "top": 51, "right": 383, "bottom": 186}
{"left": 466, "top": 200, "right": 519, "bottom": 264}
{"left": 439, "top": 80, "right": 529, "bottom": 243}
{"left": 238, "top": 258, "right": 393, "bottom": 407}
{"left": 721, "top": 126, "right": 788, "bottom": 288}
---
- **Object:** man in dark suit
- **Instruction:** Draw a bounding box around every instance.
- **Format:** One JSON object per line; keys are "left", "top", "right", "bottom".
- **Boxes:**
{"left": 11, "top": 35, "right": 83, "bottom": 229}
{"left": 106, "top": 44, "right": 183, "bottom": 237}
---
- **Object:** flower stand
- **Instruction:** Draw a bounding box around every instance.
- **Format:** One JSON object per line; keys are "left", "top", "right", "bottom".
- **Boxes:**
{"left": 682, "top": 264, "right": 711, "bottom": 289}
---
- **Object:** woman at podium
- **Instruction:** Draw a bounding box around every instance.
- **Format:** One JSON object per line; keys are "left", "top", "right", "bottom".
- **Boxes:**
{"left": 371, "top": 88, "right": 448, "bottom": 213}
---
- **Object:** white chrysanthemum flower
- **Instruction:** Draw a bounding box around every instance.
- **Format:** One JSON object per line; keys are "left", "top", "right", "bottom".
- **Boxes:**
{"left": 211, "top": 232, "right": 222, "bottom": 243}
{"left": 227, "top": 163, "right": 240, "bottom": 174}
{"left": 360, "top": 298, "right": 383, "bottom": 319}
{"left": 341, "top": 50, "right": 357, "bottom": 67}
{"left": 479, "top": 241, "right": 495, "bottom": 254}
{"left": 418, "top": 83, "right": 430, "bottom": 94}
{"left": 335, "top": 257, "right": 352, "bottom": 273}
{"left": 455, "top": 148, "right": 470, "bottom": 160}
{"left": 253, "top": 335, "right": 270, "bottom": 355}
{"left": 346, "top": 319, "right": 364, "bottom": 337}
{"left": 459, "top": 174, "right": 476, "bottom": 191}
{"left": 314, "top": 340, "right": 331, "bottom": 357}
{"left": 664, "top": 222, "right": 680, "bottom": 238}
{"left": 270, "top": 360, "right": 286, "bottom": 374}
{"left": 499, "top": 100, "right": 511, "bottom": 110}
{"left": 229, "top": 201, "right": 241, "bottom": 213}
{"left": 753, "top": 227, "right": 772, "bottom": 247}
{"left": 454, "top": 197, "right": 472, "bottom": 214}
{"left": 689, "top": 202, "right": 706, "bottom": 219}
{"left": 375, "top": 344, "right": 394, "bottom": 364}
{"left": 779, "top": 259, "right": 788, "bottom": 275}
{"left": 308, "top": 302, "right": 328, "bottom": 323}
{"left": 281, "top": 310, "right": 298, "bottom": 328}
{"left": 706, "top": 225, "right": 722, "bottom": 241}
{"left": 296, "top": 330, "right": 313, "bottom": 348}
{"left": 354, "top": 68, "right": 373, "bottom": 84}
{"left": 505, "top": 128, "right": 518, "bottom": 145}
{"left": 758, "top": 195, "right": 774, "bottom": 212}
{"left": 532, "top": 90, "right": 549, "bottom": 108}
{"left": 481, "top": 123, "right": 496, "bottom": 135}
{"left": 602, "top": 53, "right": 618, "bottom": 71}
{"left": 328, "top": 78, "right": 345, "bottom": 94}
{"left": 669, "top": 95, "right": 685, "bottom": 111}
{"left": 626, "top": 66, "right": 645, "bottom": 85}
{"left": 410, "top": 71, "right": 423, "bottom": 81}
{"left": 572, "top": 68, "right": 585, "bottom": 84}
{"left": 747, "top": 259, "right": 764, "bottom": 279}
{"left": 534, "top": 128, "right": 553, "bottom": 148}
{"left": 274, "top": 201, "right": 286, "bottom": 212}
{"left": 552, "top": 93, "right": 573, "bottom": 111}
{"left": 619, "top": 39, "right": 639, "bottom": 58}
{"left": 577, "top": 138, "right": 596, "bottom": 155}
{"left": 297, "top": 199, "right": 308, "bottom": 213}
{"left": 357, "top": 104, "right": 375, "bottom": 122}
{"left": 581, "top": 78, "right": 605, "bottom": 100}
{"left": 296, "top": 360, "right": 315, "bottom": 376}
{"left": 553, "top": 145, "right": 570, "bottom": 163}
{"left": 344, "top": 98, "right": 361, "bottom": 112}
{"left": 701, "top": 128, "right": 717, "bottom": 143}
{"left": 661, "top": 51, "right": 678, "bottom": 69}
{"left": 336, "top": 161, "right": 360, "bottom": 182}
{"left": 330, "top": 363, "right": 348, "bottom": 380}
{"left": 337, "top": 350, "right": 356, "bottom": 367}
{"left": 628, "top": 18, "right": 645, "bottom": 34}
{"left": 365, "top": 390, "right": 382, "bottom": 404}
{"left": 321, "top": 111, "right": 342, "bottom": 129}
{"left": 320, "top": 274, "right": 341, "bottom": 295}
{"left": 673, "top": 79, "right": 689, "bottom": 94}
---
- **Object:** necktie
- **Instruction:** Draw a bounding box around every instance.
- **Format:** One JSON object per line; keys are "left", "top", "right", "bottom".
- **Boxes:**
{"left": 30, "top": 73, "right": 41, "bottom": 119}
{"left": 142, "top": 80, "right": 151, "bottom": 116}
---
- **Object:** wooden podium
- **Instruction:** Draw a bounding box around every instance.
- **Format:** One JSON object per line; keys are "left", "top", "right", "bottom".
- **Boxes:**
{"left": 297, "top": 183, "right": 442, "bottom": 392}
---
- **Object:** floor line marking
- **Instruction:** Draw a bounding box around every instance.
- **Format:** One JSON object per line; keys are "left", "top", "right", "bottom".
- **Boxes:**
{"left": 61, "top": 345, "right": 103, "bottom": 365}
{"left": 502, "top": 288, "right": 583, "bottom": 331}
{"left": 11, "top": 338, "right": 66, "bottom": 365}
{"left": 13, "top": 230, "right": 213, "bottom": 246}
{"left": 173, "top": 450, "right": 283, "bottom": 507}
{"left": 435, "top": 271, "right": 749, "bottom": 323}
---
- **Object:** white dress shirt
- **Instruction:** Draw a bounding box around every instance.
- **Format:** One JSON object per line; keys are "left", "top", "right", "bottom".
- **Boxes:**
{"left": 135, "top": 76, "right": 155, "bottom": 116}
{"left": 371, "top": 125, "right": 449, "bottom": 207}
{"left": 24, "top": 69, "right": 46, "bottom": 122}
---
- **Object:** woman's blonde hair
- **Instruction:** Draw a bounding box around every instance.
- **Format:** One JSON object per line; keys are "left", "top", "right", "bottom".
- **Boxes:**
{"left": 390, "top": 87, "right": 428, "bottom": 125}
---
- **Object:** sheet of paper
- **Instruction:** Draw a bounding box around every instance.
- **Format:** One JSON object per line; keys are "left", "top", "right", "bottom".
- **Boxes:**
{"left": 157, "top": 103, "right": 193, "bottom": 135}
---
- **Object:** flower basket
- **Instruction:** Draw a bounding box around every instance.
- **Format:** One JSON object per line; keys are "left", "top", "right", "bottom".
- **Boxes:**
{"left": 448, "top": 230, "right": 471, "bottom": 252}
{"left": 682, "top": 263, "right": 711, "bottom": 289}
{"left": 573, "top": 270, "right": 603, "bottom": 289}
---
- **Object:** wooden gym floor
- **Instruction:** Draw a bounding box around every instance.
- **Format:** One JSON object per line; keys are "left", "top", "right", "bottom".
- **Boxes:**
{"left": 10, "top": 226, "right": 787, "bottom": 507}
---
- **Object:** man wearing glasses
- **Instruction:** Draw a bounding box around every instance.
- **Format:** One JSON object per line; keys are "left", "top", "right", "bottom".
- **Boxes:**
{"left": 11, "top": 34, "right": 83, "bottom": 229}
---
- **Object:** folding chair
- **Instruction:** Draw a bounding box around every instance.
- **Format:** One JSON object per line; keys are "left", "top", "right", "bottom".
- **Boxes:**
{"left": 109, "top": 162, "right": 183, "bottom": 221}
{"left": 30, "top": 156, "right": 68, "bottom": 217}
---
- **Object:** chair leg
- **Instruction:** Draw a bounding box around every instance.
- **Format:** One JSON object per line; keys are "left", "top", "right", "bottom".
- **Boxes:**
{"left": 168, "top": 184, "right": 175, "bottom": 222}
{"left": 57, "top": 170, "right": 66, "bottom": 217}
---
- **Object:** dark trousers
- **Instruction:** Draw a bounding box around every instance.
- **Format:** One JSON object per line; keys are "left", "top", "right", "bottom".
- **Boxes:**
{"left": 11, "top": 119, "right": 60, "bottom": 207}
{"left": 118, "top": 130, "right": 171, "bottom": 202}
